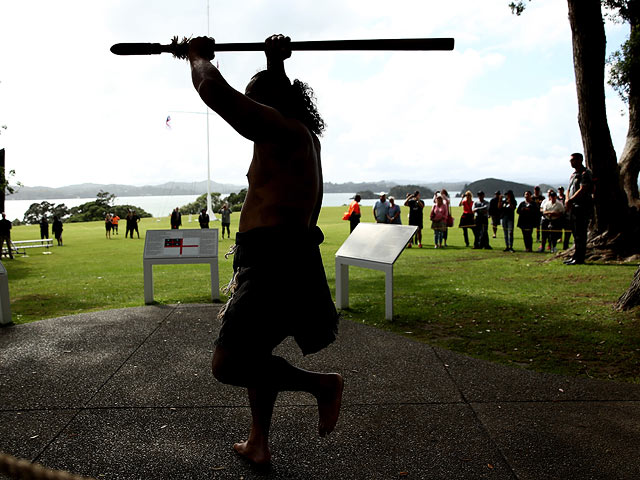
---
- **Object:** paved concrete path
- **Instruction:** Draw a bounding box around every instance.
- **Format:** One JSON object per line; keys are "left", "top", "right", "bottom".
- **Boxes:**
{"left": 1, "top": 304, "right": 639, "bottom": 479}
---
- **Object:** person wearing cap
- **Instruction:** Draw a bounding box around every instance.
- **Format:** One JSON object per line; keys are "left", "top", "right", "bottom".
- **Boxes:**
{"left": 488, "top": 191, "right": 502, "bottom": 239}
{"left": 540, "top": 189, "right": 565, "bottom": 253}
{"left": 386, "top": 196, "right": 401, "bottom": 224}
{"left": 472, "top": 191, "right": 491, "bottom": 249}
{"left": 198, "top": 207, "right": 210, "bottom": 229}
{"left": 344, "top": 195, "right": 361, "bottom": 232}
{"left": 405, "top": 190, "right": 425, "bottom": 247}
{"left": 564, "top": 152, "right": 593, "bottom": 265}
{"left": 373, "top": 192, "right": 390, "bottom": 223}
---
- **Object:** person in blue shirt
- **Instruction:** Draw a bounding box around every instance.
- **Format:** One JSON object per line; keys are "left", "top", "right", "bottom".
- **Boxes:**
{"left": 373, "top": 192, "right": 390, "bottom": 223}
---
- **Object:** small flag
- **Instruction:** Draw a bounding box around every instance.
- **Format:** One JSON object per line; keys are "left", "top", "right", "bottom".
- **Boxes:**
{"left": 166, "top": 115, "right": 172, "bottom": 129}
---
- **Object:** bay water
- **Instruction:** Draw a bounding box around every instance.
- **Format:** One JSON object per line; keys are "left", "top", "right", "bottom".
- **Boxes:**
{"left": 5, "top": 191, "right": 527, "bottom": 222}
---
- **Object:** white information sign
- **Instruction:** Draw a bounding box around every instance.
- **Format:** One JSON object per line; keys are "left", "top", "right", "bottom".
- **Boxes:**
{"left": 335, "top": 223, "right": 417, "bottom": 320}
{"left": 143, "top": 229, "right": 219, "bottom": 304}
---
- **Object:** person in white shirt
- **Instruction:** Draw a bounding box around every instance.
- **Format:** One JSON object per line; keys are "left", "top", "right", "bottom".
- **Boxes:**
{"left": 539, "top": 190, "right": 565, "bottom": 253}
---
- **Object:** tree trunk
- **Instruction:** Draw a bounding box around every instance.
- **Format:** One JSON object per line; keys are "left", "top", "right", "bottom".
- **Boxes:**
{"left": 0, "top": 148, "right": 5, "bottom": 215}
{"left": 568, "top": 0, "right": 629, "bottom": 234}
{"left": 615, "top": 264, "right": 640, "bottom": 310}
{"left": 619, "top": 10, "right": 640, "bottom": 210}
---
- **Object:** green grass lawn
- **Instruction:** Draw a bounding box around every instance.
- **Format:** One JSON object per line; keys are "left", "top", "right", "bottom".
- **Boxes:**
{"left": 4, "top": 207, "right": 639, "bottom": 383}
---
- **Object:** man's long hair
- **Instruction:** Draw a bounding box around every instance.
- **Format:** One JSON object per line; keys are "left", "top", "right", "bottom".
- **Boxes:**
{"left": 248, "top": 71, "right": 326, "bottom": 136}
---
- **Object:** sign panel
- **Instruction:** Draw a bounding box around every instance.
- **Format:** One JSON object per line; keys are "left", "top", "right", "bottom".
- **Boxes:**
{"left": 335, "top": 223, "right": 417, "bottom": 265}
{"left": 144, "top": 229, "right": 217, "bottom": 259}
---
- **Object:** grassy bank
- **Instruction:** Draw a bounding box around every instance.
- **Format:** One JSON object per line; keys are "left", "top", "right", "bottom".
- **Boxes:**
{"left": 4, "top": 206, "right": 639, "bottom": 383}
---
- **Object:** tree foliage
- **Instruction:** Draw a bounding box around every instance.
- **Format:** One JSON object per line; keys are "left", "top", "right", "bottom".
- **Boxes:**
{"left": 180, "top": 189, "right": 247, "bottom": 214}
{"left": 66, "top": 191, "right": 151, "bottom": 223}
{"left": 23, "top": 201, "right": 69, "bottom": 224}
{"left": 179, "top": 192, "right": 223, "bottom": 214}
{"left": 225, "top": 189, "right": 247, "bottom": 212}
{"left": 1, "top": 167, "right": 22, "bottom": 196}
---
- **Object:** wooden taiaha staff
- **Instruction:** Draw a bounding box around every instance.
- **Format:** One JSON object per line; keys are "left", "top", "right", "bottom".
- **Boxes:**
{"left": 110, "top": 36, "right": 455, "bottom": 59}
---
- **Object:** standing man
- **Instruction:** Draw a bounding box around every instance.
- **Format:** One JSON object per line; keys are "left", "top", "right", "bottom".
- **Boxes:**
{"left": 40, "top": 216, "right": 49, "bottom": 241}
{"left": 488, "top": 191, "right": 501, "bottom": 239}
{"left": 219, "top": 203, "right": 231, "bottom": 238}
{"left": 516, "top": 191, "right": 538, "bottom": 252}
{"left": 532, "top": 186, "right": 545, "bottom": 243}
{"left": 131, "top": 210, "right": 140, "bottom": 239}
{"left": 564, "top": 153, "right": 593, "bottom": 265}
{"left": 373, "top": 192, "right": 390, "bottom": 223}
{"left": 188, "top": 34, "right": 342, "bottom": 466}
{"left": 472, "top": 191, "right": 491, "bottom": 249}
{"left": 0, "top": 213, "right": 13, "bottom": 259}
{"left": 198, "top": 208, "right": 210, "bottom": 229}
{"left": 404, "top": 190, "right": 424, "bottom": 248}
{"left": 170, "top": 207, "right": 182, "bottom": 229}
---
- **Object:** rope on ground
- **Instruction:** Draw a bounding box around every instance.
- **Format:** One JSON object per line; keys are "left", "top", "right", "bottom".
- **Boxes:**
{"left": 0, "top": 452, "right": 96, "bottom": 480}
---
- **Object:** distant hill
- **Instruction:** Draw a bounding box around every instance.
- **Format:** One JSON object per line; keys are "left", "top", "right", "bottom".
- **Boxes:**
{"left": 9, "top": 178, "right": 562, "bottom": 201}
{"left": 7, "top": 181, "right": 247, "bottom": 200}
{"left": 323, "top": 181, "right": 398, "bottom": 193}
{"left": 458, "top": 178, "right": 554, "bottom": 197}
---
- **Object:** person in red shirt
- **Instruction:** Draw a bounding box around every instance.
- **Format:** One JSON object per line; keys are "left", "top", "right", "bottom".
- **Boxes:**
{"left": 346, "top": 194, "right": 361, "bottom": 232}
{"left": 458, "top": 190, "right": 474, "bottom": 247}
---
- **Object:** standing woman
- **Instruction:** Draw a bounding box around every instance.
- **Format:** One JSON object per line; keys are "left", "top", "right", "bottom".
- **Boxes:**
{"left": 440, "top": 189, "right": 451, "bottom": 247}
{"left": 105, "top": 213, "right": 112, "bottom": 239}
{"left": 386, "top": 196, "right": 401, "bottom": 224}
{"left": 458, "top": 191, "right": 474, "bottom": 247}
{"left": 52, "top": 215, "right": 63, "bottom": 246}
{"left": 499, "top": 190, "right": 517, "bottom": 252}
{"left": 430, "top": 193, "right": 449, "bottom": 248}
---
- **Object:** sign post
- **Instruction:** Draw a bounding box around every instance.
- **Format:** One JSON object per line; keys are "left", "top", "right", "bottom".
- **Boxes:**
{"left": 143, "top": 229, "right": 219, "bottom": 304}
{"left": 335, "top": 223, "right": 417, "bottom": 320}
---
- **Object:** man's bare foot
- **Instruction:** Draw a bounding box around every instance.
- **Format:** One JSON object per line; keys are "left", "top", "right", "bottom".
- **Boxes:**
{"left": 233, "top": 440, "right": 271, "bottom": 466}
{"left": 317, "top": 373, "right": 344, "bottom": 437}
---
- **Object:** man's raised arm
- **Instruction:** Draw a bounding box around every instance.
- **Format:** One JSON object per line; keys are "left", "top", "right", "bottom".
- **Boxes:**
{"left": 188, "top": 36, "right": 289, "bottom": 142}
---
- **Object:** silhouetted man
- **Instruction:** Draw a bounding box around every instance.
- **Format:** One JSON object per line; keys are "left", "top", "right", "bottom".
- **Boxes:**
{"left": 0, "top": 213, "right": 13, "bottom": 259}
{"left": 198, "top": 208, "right": 210, "bottom": 229}
{"left": 188, "top": 34, "right": 342, "bottom": 466}
{"left": 564, "top": 153, "right": 592, "bottom": 265}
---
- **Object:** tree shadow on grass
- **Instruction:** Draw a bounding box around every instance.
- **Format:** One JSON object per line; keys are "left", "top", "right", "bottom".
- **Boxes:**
{"left": 339, "top": 271, "right": 640, "bottom": 382}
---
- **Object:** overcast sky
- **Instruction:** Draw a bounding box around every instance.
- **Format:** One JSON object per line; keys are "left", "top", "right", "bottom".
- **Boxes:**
{"left": 0, "top": 0, "right": 629, "bottom": 189}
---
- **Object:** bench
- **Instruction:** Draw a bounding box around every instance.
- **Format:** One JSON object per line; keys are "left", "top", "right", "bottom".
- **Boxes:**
{"left": 2, "top": 239, "right": 54, "bottom": 257}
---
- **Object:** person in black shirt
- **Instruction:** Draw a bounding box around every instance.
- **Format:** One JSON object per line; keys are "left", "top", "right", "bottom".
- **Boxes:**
{"left": 0, "top": 213, "right": 13, "bottom": 259}
{"left": 198, "top": 208, "right": 210, "bottom": 229}
{"left": 564, "top": 153, "right": 593, "bottom": 265}
{"left": 517, "top": 191, "right": 539, "bottom": 252}
{"left": 404, "top": 191, "right": 425, "bottom": 248}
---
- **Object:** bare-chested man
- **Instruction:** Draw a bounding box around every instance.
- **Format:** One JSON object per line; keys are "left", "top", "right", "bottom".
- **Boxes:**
{"left": 188, "top": 35, "right": 343, "bottom": 466}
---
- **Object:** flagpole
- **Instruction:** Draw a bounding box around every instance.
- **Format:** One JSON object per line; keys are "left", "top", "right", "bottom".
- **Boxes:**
{"left": 205, "top": 0, "right": 216, "bottom": 221}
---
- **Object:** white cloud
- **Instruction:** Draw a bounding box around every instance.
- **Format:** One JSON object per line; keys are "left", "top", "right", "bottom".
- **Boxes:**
{"left": 0, "top": 0, "right": 630, "bottom": 189}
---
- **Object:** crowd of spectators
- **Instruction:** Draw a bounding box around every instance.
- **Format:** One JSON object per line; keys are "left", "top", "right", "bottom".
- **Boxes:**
{"left": 348, "top": 185, "right": 581, "bottom": 254}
